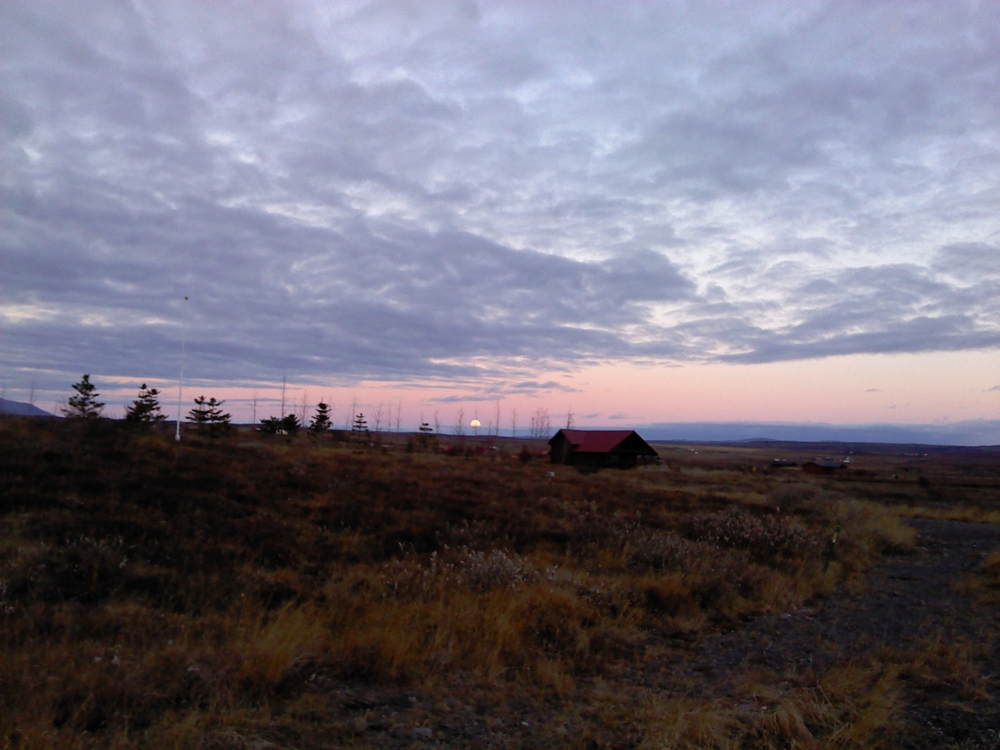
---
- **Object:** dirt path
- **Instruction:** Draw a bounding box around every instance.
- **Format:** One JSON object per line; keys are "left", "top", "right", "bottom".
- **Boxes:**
{"left": 662, "top": 519, "right": 1000, "bottom": 747}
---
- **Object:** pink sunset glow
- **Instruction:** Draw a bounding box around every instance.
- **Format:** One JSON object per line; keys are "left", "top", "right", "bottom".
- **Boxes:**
{"left": 87, "top": 350, "right": 1000, "bottom": 441}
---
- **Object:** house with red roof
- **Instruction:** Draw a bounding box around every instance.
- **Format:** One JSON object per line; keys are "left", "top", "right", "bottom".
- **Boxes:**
{"left": 548, "top": 429, "right": 658, "bottom": 469}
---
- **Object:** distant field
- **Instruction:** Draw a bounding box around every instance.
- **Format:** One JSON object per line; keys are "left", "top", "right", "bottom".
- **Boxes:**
{"left": 1, "top": 418, "right": 998, "bottom": 749}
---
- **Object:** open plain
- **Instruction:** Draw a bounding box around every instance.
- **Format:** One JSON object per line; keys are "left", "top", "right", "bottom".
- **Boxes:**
{"left": 2, "top": 418, "right": 999, "bottom": 749}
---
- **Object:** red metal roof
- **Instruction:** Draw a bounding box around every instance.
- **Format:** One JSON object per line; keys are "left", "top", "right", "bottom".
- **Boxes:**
{"left": 552, "top": 429, "right": 638, "bottom": 453}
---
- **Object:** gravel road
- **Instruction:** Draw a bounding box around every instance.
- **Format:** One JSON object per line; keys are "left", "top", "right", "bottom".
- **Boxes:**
{"left": 669, "top": 519, "right": 1000, "bottom": 748}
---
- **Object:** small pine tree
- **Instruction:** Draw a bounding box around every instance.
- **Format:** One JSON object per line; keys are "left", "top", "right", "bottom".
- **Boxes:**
{"left": 352, "top": 412, "right": 368, "bottom": 432}
{"left": 124, "top": 383, "right": 166, "bottom": 423}
{"left": 63, "top": 374, "right": 104, "bottom": 418}
{"left": 417, "top": 421, "right": 434, "bottom": 448}
{"left": 259, "top": 414, "right": 300, "bottom": 437}
{"left": 310, "top": 402, "right": 332, "bottom": 434}
{"left": 258, "top": 416, "right": 283, "bottom": 435}
{"left": 188, "top": 396, "right": 231, "bottom": 438}
{"left": 188, "top": 395, "right": 212, "bottom": 429}
{"left": 281, "top": 413, "right": 300, "bottom": 436}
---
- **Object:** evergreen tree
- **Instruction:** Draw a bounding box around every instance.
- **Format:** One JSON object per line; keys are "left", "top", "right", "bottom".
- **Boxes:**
{"left": 258, "top": 416, "right": 283, "bottom": 435}
{"left": 124, "top": 383, "right": 166, "bottom": 423}
{"left": 63, "top": 374, "right": 104, "bottom": 418}
{"left": 187, "top": 395, "right": 212, "bottom": 428}
{"left": 310, "top": 401, "right": 332, "bottom": 434}
{"left": 259, "top": 414, "right": 300, "bottom": 436}
{"left": 352, "top": 412, "right": 368, "bottom": 432}
{"left": 187, "top": 396, "right": 231, "bottom": 438}
{"left": 280, "top": 413, "right": 300, "bottom": 435}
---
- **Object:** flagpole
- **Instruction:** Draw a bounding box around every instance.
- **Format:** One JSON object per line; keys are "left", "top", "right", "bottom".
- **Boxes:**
{"left": 175, "top": 296, "right": 188, "bottom": 441}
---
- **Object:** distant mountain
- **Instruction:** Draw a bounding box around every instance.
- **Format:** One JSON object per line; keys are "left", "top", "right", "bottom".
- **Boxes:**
{"left": 633, "top": 420, "right": 1000, "bottom": 448}
{"left": 0, "top": 398, "right": 55, "bottom": 417}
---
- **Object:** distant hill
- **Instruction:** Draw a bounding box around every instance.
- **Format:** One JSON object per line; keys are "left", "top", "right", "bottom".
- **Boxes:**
{"left": 634, "top": 420, "right": 1000, "bottom": 448}
{"left": 0, "top": 398, "right": 55, "bottom": 417}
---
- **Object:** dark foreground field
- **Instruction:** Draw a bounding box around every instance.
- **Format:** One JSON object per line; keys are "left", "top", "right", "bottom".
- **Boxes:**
{"left": 2, "top": 419, "right": 999, "bottom": 749}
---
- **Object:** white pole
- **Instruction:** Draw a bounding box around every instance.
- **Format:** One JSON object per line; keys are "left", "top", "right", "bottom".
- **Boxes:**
{"left": 175, "top": 296, "right": 188, "bottom": 441}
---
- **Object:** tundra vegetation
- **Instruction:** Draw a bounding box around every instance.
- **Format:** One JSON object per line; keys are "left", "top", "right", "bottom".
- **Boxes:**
{"left": 0, "top": 418, "right": 998, "bottom": 748}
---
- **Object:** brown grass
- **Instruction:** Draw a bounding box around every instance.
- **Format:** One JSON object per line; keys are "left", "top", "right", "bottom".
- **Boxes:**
{"left": 638, "top": 656, "right": 906, "bottom": 750}
{"left": 0, "top": 418, "right": 986, "bottom": 748}
{"left": 895, "top": 505, "right": 1000, "bottom": 524}
{"left": 639, "top": 635, "right": 992, "bottom": 750}
{"left": 965, "top": 547, "right": 1000, "bottom": 608}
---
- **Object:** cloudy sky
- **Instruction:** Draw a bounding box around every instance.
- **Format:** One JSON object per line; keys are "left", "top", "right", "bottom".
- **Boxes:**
{"left": 2, "top": 0, "right": 999, "bottom": 430}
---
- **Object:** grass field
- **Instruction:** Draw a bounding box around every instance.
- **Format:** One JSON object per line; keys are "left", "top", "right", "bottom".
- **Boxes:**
{"left": 1, "top": 418, "right": 998, "bottom": 748}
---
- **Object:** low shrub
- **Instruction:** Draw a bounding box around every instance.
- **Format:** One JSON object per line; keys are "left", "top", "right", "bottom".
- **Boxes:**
{"left": 684, "top": 507, "right": 821, "bottom": 561}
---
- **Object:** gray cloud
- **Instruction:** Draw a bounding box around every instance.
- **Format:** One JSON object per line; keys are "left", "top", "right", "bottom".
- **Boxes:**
{"left": 2, "top": 0, "right": 999, "bottom": 395}
{"left": 933, "top": 243, "right": 1000, "bottom": 281}
{"left": 703, "top": 261, "right": 1000, "bottom": 364}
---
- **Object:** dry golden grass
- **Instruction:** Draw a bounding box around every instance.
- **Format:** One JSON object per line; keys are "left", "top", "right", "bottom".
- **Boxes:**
{"left": 983, "top": 550, "right": 1000, "bottom": 585}
{"left": 895, "top": 505, "right": 1000, "bottom": 524}
{"left": 964, "top": 547, "right": 1000, "bottom": 608}
{"left": 638, "top": 636, "right": 993, "bottom": 750}
{"left": 638, "top": 656, "right": 906, "bottom": 750}
{"left": 0, "top": 418, "right": 994, "bottom": 748}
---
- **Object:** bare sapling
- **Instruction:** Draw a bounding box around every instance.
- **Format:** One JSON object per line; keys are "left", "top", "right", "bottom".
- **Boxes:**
{"left": 298, "top": 389, "right": 308, "bottom": 424}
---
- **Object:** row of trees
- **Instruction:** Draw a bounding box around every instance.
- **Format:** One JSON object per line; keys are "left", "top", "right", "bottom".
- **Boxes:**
{"left": 58, "top": 375, "right": 565, "bottom": 438}
{"left": 61, "top": 376, "right": 344, "bottom": 437}
{"left": 62, "top": 375, "right": 234, "bottom": 437}
{"left": 258, "top": 400, "right": 333, "bottom": 436}
{"left": 62, "top": 375, "right": 172, "bottom": 423}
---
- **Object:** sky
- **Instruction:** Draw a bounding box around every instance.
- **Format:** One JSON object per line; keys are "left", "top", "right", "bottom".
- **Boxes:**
{"left": 2, "top": 0, "right": 999, "bottom": 438}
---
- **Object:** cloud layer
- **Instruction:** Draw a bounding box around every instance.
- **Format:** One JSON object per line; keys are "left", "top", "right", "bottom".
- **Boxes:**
{"left": 3, "top": 0, "right": 999, "bottom": 393}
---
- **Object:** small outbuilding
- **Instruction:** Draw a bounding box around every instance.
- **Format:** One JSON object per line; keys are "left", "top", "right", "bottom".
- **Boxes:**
{"left": 548, "top": 429, "right": 658, "bottom": 469}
